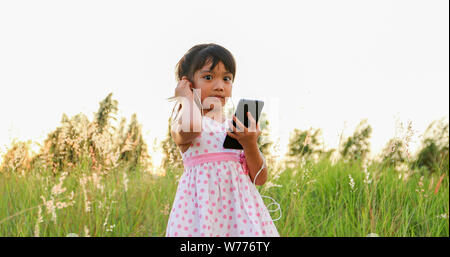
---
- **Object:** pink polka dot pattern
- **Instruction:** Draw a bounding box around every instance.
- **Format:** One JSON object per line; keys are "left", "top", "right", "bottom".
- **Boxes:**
{"left": 166, "top": 116, "right": 280, "bottom": 237}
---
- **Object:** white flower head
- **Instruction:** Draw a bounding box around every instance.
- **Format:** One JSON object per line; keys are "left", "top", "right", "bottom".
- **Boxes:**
{"left": 363, "top": 167, "right": 372, "bottom": 185}
{"left": 348, "top": 174, "right": 355, "bottom": 191}
{"left": 436, "top": 213, "right": 449, "bottom": 219}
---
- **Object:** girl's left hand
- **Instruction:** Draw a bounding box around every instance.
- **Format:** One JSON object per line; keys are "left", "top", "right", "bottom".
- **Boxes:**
{"left": 227, "top": 112, "right": 261, "bottom": 149}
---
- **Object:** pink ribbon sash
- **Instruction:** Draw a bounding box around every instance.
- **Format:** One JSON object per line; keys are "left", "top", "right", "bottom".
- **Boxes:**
{"left": 183, "top": 152, "right": 249, "bottom": 175}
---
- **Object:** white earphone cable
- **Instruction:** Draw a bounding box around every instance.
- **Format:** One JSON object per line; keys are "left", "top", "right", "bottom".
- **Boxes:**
{"left": 252, "top": 151, "right": 282, "bottom": 222}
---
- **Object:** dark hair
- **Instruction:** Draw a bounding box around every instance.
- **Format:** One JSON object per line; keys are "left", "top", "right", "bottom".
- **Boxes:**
{"left": 175, "top": 43, "right": 236, "bottom": 83}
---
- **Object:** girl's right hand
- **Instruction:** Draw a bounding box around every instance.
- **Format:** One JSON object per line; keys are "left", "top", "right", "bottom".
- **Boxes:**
{"left": 174, "top": 76, "right": 194, "bottom": 99}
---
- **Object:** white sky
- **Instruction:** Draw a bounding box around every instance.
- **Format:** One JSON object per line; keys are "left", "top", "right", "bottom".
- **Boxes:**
{"left": 0, "top": 0, "right": 448, "bottom": 167}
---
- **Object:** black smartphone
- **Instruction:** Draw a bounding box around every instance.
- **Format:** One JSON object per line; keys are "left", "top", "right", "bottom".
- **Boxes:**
{"left": 223, "top": 99, "right": 264, "bottom": 149}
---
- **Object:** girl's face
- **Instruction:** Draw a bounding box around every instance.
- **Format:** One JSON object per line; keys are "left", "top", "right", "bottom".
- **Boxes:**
{"left": 191, "top": 61, "right": 233, "bottom": 112}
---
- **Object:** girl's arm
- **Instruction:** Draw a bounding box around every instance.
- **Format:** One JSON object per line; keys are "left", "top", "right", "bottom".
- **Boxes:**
{"left": 243, "top": 143, "right": 267, "bottom": 186}
{"left": 170, "top": 77, "right": 202, "bottom": 145}
{"left": 226, "top": 112, "right": 267, "bottom": 186}
{"left": 171, "top": 98, "right": 202, "bottom": 145}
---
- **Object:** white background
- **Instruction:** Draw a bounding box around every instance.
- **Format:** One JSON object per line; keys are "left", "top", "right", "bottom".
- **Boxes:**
{"left": 0, "top": 0, "right": 448, "bottom": 167}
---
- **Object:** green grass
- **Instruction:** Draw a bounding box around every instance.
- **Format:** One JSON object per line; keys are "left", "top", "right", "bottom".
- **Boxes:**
{"left": 0, "top": 159, "right": 448, "bottom": 237}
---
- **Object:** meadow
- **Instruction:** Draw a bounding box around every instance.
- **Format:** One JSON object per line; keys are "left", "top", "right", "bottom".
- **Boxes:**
{"left": 1, "top": 157, "right": 448, "bottom": 237}
{"left": 0, "top": 95, "right": 448, "bottom": 237}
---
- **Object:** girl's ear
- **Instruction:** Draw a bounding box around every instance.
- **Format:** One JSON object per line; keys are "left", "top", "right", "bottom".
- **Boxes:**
{"left": 182, "top": 76, "right": 194, "bottom": 91}
{"left": 187, "top": 79, "right": 194, "bottom": 91}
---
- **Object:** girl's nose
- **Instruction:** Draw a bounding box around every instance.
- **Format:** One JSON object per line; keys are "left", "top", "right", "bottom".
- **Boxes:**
{"left": 213, "top": 82, "right": 225, "bottom": 90}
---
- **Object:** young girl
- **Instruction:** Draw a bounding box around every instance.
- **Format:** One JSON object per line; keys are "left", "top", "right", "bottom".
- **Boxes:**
{"left": 165, "top": 43, "right": 280, "bottom": 237}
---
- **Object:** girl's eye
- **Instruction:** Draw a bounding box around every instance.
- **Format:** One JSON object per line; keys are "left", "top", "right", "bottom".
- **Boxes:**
{"left": 203, "top": 75, "right": 232, "bottom": 81}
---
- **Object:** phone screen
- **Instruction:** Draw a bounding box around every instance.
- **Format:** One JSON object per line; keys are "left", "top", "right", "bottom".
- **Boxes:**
{"left": 223, "top": 99, "right": 264, "bottom": 149}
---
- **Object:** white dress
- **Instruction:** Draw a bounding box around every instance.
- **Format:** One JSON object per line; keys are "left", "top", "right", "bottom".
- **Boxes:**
{"left": 165, "top": 116, "right": 280, "bottom": 237}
